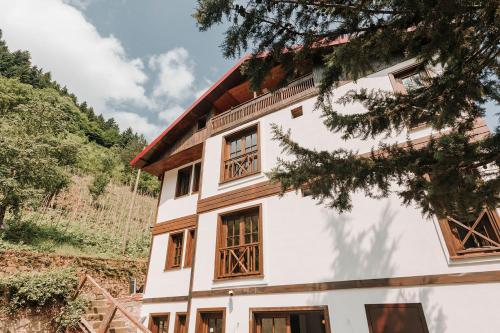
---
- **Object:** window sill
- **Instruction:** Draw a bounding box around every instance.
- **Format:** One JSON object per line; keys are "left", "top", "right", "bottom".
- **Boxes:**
{"left": 211, "top": 274, "right": 266, "bottom": 288}
{"left": 218, "top": 173, "right": 265, "bottom": 191}
{"left": 450, "top": 251, "right": 500, "bottom": 261}
{"left": 219, "top": 170, "right": 261, "bottom": 186}
{"left": 164, "top": 267, "right": 182, "bottom": 272}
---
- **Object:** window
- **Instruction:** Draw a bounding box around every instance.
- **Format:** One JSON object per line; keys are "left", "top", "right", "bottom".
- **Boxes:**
{"left": 221, "top": 125, "right": 260, "bottom": 182}
{"left": 390, "top": 65, "right": 429, "bottom": 94}
{"left": 365, "top": 303, "right": 429, "bottom": 333}
{"left": 389, "top": 64, "right": 430, "bottom": 130}
{"left": 149, "top": 314, "right": 169, "bottom": 333}
{"left": 174, "top": 313, "right": 187, "bottom": 333}
{"left": 215, "top": 206, "right": 262, "bottom": 279}
{"left": 251, "top": 307, "right": 330, "bottom": 333}
{"left": 439, "top": 208, "right": 500, "bottom": 258}
{"left": 165, "top": 232, "right": 184, "bottom": 269}
{"left": 192, "top": 162, "right": 202, "bottom": 193}
{"left": 197, "top": 116, "right": 207, "bottom": 130}
{"left": 291, "top": 106, "right": 303, "bottom": 118}
{"left": 175, "top": 165, "right": 193, "bottom": 198}
{"left": 196, "top": 309, "right": 225, "bottom": 333}
{"left": 184, "top": 229, "right": 196, "bottom": 268}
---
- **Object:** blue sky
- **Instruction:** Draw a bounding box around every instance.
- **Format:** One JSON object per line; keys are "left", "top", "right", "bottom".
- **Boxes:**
{"left": 0, "top": 0, "right": 497, "bottom": 141}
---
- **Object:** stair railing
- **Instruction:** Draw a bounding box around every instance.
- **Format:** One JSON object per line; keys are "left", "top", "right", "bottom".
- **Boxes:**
{"left": 74, "top": 274, "right": 151, "bottom": 333}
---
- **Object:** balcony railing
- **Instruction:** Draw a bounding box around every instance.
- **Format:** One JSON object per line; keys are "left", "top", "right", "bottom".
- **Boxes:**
{"left": 223, "top": 150, "right": 259, "bottom": 181}
{"left": 217, "top": 243, "right": 260, "bottom": 278}
{"left": 210, "top": 74, "right": 318, "bottom": 134}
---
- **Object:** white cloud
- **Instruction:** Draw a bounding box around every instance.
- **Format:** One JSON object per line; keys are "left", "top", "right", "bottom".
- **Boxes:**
{"left": 158, "top": 105, "right": 185, "bottom": 124}
{"left": 0, "top": 0, "right": 208, "bottom": 141}
{"left": 0, "top": 0, "right": 155, "bottom": 133}
{"left": 111, "top": 111, "right": 161, "bottom": 140}
{"left": 149, "top": 48, "right": 195, "bottom": 100}
{"left": 63, "top": 0, "right": 93, "bottom": 10}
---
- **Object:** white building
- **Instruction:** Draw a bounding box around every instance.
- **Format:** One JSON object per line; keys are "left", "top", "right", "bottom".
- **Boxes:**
{"left": 131, "top": 53, "right": 500, "bottom": 333}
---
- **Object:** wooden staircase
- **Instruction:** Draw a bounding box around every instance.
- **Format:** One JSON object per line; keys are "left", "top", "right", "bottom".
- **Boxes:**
{"left": 73, "top": 275, "right": 151, "bottom": 333}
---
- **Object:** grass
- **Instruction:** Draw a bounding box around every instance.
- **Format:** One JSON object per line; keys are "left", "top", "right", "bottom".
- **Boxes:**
{"left": 0, "top": 175, "right": 156, "bottom": 259}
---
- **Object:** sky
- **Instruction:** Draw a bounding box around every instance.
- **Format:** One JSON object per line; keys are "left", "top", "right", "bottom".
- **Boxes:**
{"left": 0, "top": 0, "right": 497, "bottom": 141}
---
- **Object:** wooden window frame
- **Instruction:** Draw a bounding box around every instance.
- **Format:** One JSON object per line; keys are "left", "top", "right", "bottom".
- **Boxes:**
{"left": 175, "top": 165, "right": 193, "bottom": 198}
{"left": 195, "top": 308, "right": 226, "bottom": 333}
{"left": 249, "top": 306, "right": 332, "bottom": 333}
{"left": 174, "top": 312, "right": 187, "bottom": 333}
{"left": 165, "top": 231, "right": 185, "bottom": 270}
{"left": 365, "top": 303, "right": 429, "bottom": 333}
{"left": 438, "top": 208, "right": 500, "bottom": 260}
{"left": 214, "top": 204, "right": 263, "bottom": 280}
{"left": 291, "top": 106, "right": 303, "bottom": 118}
{"left": 219, "top": 123, "right": 261, "bottom": 184}
{"left": 389, "top": 64, "right": 431, "bottom": 132}
{"left": 184, "top": 228, "right": 196, "bottom": 268}
{"left": 149, "top": 312, "right": 170, "bottom": 333}
{"left": 192, "top": 162, "right": 202, "bottom": 194}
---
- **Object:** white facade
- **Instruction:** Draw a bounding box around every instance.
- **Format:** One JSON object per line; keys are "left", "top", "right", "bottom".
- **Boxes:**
{"left": 138, "top": 59, "right": 500, "bottom": 333}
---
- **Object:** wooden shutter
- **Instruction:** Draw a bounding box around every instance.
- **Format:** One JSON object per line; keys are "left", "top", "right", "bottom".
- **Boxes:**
{"left": 365, "top": 303, "right": 429, "bottom": 333}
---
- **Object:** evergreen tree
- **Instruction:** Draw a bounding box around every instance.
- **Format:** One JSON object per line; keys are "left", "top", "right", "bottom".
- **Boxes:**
{"left": 195, "top": 0, "right": 499, "bottom": 220}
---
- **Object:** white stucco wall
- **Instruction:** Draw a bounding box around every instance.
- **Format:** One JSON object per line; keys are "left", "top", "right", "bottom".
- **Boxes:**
{"left": 156, "top": 160, "right": 201, "bottom": 223}
{"left": 144, "top": 232, "right": 192, "bottom": 298}
{"left": 188, "top": 282, "right": 500, "bottom": 333}
{"left": 141, "top": 301, "right": 187, "bottom": 332}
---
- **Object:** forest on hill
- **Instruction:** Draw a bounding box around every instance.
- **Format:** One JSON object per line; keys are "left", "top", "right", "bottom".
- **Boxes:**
{"left": 0, "top": 30, "right": 159, "bottom": 258}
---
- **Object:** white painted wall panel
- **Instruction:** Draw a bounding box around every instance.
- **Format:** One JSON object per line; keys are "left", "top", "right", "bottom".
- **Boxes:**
{"left": 187, "top": 283, "right": 500, "bottom": 333}
{"left": 144, "top": 233, "right": 191, "bottom": 298}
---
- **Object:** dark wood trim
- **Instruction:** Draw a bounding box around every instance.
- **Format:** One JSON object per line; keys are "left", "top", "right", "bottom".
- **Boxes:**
{"left": 191, "top": 270, "right": 500, "bottom": 298}
{"left": 365, "top": 303, "right": 429, "bottom": 333}
{"left": 214, "top": 204, "right": 264, "bottom": 280}
{"left": 153, "top": 214, "right": 198, "bottom": 235}
{"left": 185, "top": 215, "right": 200, "bottom": 333}
{"left": 143, "top": 174, "right": 165, "bottom": 294}
{"left": 140, "top": 269, "right": 500, "bottom": 303}
{"left": 195, "top": 308, "right": 226, "bottom": 333}
{"left": 197, "top": 181, "right": 282, "bottom": 214}
{"left": 219, "top": 123, "right": 261, "bottom": 184}
{"left": 142, "top": 296, "right": 189, "bottom": 304}
{"left": 175, "top": 165, "right": 193, "bottom": 198}
{"left": 174, "top": 312, "right": 188, "bottom": 333}
{"left": 249, "top": 306, "right": 331, "bottom": 333}
{"left": 149, "top": 312, "right": 170, "bottom": 333}
{"left": 359, "top": 118, "right": 490, "bottom": 159}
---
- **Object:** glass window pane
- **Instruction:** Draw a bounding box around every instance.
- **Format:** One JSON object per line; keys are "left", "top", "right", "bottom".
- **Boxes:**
{"left": 274, "top": 318, "right": 287, "bottom": 333}
{"left": 262, "top": 318, "right": 273, "bottom": 333}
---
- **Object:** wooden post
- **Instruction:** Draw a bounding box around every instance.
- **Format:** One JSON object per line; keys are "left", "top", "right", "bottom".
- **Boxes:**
{"left": 122, "top": 168, "right": 141, "bottom": 254}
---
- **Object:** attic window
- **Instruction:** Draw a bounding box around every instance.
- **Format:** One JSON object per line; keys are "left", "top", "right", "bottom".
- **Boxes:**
{"left": 291, "top": 106, "right": 303, "bottom": 118}
{"left": 197, "top": 116, "right": 207, "bottom": 130}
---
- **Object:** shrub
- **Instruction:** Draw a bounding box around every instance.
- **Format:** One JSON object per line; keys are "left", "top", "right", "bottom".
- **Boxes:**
{"left": 0, "top": 268, "right": 78, "bottom": 313}
{"left": 89, "top": 173, "right": 110, "bottom": 202}
{"left": 55, "top": 296, "right": 89, "bottom": 332}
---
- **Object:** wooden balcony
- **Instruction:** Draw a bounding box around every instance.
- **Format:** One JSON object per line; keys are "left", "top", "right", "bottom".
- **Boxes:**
{"left": 210, "top": 74, "right": 318, "bottom": 134}
{"left": 222, "top": 150, "right": 259, "bottom": 182}
{"left": 217, "top": 243, "right": 260, "bottom": 278}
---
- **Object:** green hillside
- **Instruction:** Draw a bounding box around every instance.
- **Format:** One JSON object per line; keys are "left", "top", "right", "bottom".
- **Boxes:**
{"left": 0, "top": 30, "right": 158, "bottom": 258}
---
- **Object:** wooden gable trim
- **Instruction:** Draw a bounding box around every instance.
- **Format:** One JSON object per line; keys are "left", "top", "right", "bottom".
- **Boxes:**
{"left": 152, "top": 214, "right": 198, "bottom": 236}
{"left": 197, "top": 181, "right": 282, "bottom": 214}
